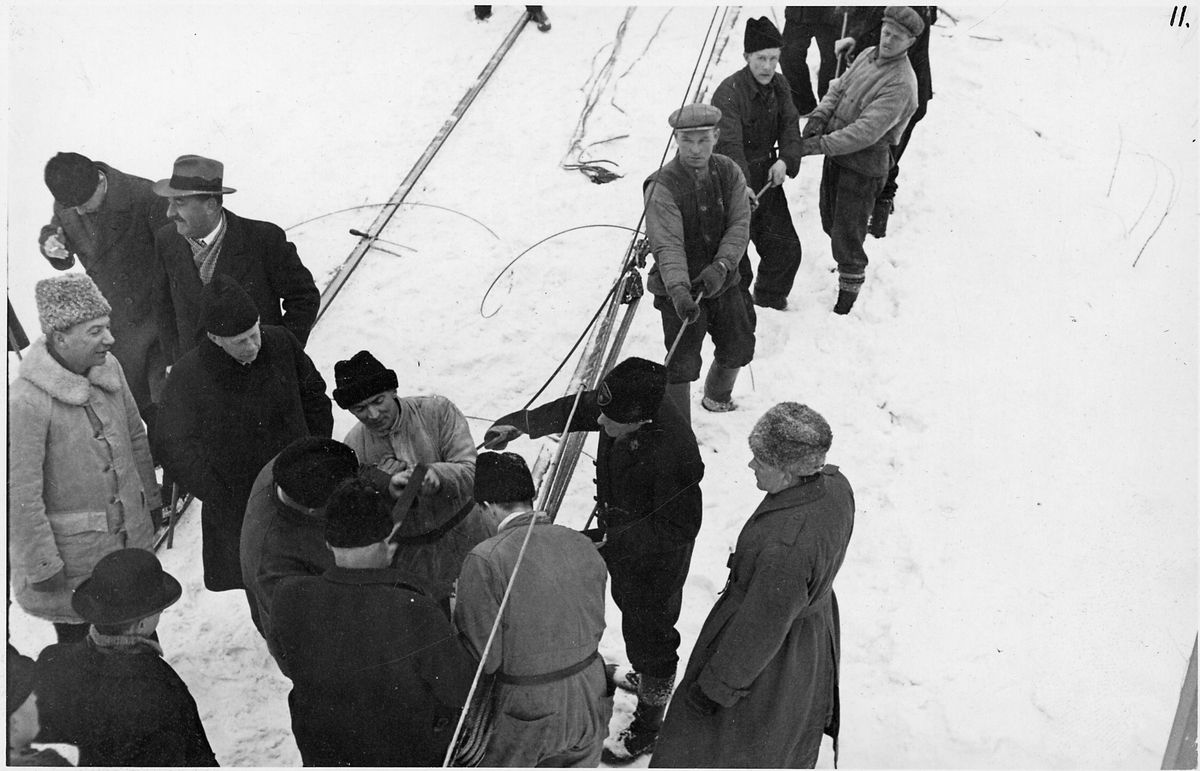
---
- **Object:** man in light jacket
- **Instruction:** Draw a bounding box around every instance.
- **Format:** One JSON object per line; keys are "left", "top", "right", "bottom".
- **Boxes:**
{"left": 8, "top": 274, "right": 160, "bottom": 643}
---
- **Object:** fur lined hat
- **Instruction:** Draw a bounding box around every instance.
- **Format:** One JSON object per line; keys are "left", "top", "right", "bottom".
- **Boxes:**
{"left": 883, "top": 6, "right": 925, "bottom": 38}
{"left": 200, "top": 275, "right": 259, "bottom": 337}
{"left": 744, "top": 16, "right": 783, "bottom": 54}
{"left": 325, "top": 478, "right": 394, "bottom": 548}
{"left": 333, "top": 350, "right": 399, "bottom": 409}
{"left": 35, "top": 273, "right": 112, "bottom": 335}
{"left": 44, "top": 151, "right": 100, "bottom": 208}
{"left": 474, "top": 452, "right": 536, "bottom": 504}
{"left": 748, "top": 402, "right": 832, "bottom": 473}
{"left": 7, "top": 647, "right": 37, "bottom": 718}
{"left": 275, "top": 438, "right": 361, "bottom": 509}
{"left": 598, "top": 357, "right": 667, "bottom": 423}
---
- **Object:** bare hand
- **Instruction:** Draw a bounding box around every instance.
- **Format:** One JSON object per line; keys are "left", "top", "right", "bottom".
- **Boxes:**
{"left": 42, "top": 230, "right": 69, "bottom": 260}
{"left": 747, "top": 187, "right": 760, "bottom": 212}
{"left": 835, "top": 36, "right": 855, "bottom": 57}
{"left": 389, "top": 467, "right": 439, "bottom": 497}
{"left": 377, "top": 456, "right": 407, "bottom": 475}
{"left": 767, "top": 159, "right": 787, "bottom": 188}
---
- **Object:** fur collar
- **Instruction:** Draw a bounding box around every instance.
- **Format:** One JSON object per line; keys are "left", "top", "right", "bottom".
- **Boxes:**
{"left": 18, "top": 338, "right": 123, "bottom": 405}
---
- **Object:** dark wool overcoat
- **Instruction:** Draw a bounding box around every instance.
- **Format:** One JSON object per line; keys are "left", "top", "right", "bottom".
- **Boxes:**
{"left": 35, "top": 640, "right": 219, "bottom": 766}
{"left": 272, "top": 566, "right": 474, "bottom": 767}
{"left": 154, "top": 209, "right": 320, "bottom": 362}
{"left": 652, "top": 465, "right": 855, "bottom": 769}
{"left": 156, "top": 325, "right": 332, "bottom": 590}
{"left": 712, "top": 66, "right": 804, "bottom": 193}
{"left": 39, "top": 163, "right": 172, "bottom": 409}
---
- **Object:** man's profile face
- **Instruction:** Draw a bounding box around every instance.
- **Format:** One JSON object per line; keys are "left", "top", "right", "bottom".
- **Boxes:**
{"left": 675, "top": 128, "right": 719, "bottom": 171}
{"left": 167, "top": 195, "right": 220, "bottom": 239}
{"left": 744, "top": 48, "right": 781, "bottom": 85}
{"left": 53, "top": 315, "right": 113, "bottom": 374}
{"left": 208, "top": 322, "right": 261, "bottom": 364}
{"left": 349, "top": 390, "right": 400, "bottom": 434}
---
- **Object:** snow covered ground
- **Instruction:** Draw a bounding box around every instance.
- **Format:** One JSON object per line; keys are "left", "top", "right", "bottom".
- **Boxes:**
{"left": 6, "top": 3, "right": 1196, "bottom": 768}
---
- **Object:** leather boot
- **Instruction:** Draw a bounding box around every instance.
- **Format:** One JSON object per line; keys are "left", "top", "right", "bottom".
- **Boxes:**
{"left": 701, "top": 363, "right": 739, "bottom": 412}
{"left": 602, "top": 672, "right": 675, "bottom": 764}
{"left": 868, "top": 197, "right": 893, "bottom": 238}
{"left": 665, "top": 382, "right": 691, "bottom": 426}
{"left": 834, "top": 289, "right": 858, "bottom": 315}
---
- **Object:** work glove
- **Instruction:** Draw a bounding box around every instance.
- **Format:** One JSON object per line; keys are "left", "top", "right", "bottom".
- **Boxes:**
{"left": 483, "top": 423, "right": 524, "bottom": 451}
{"left": 668, "top": 284, "right": 701, "bottom": 324}
{"left": 686, "top": 682, "right": 721, "bottom": 715}
{"left": 801, "top": 117, "right": 826, "bottom": 138}
{"left": 41, "top": 229, "right": 70, "bottom": 261}
{"left": 694, "top": 262, "right": 728, "bottom": 298}
{"left": 798, "top": 137, "right": 824, "bottom": 157}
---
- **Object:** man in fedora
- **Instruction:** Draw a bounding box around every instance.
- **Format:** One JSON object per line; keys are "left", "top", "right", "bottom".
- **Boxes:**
{"left": 484, "top": 357, "right": 705, "bottom": 763}
{"left": 156, "top": 275, "right": 332, "bottom": 617}
{"left": 152, "top": 154, "right": 319, "bottom": 362}
{"left": 34, "top": 548, "right": 218, "bottom": 766}
{"left": 37, "top": 151, "right": 172, "bottom": 413}
{"left": 644, "top": 103, "right": 754, "bottom": 420}
{"left": 8, "top": 273, "right": 160, "bottom": 644}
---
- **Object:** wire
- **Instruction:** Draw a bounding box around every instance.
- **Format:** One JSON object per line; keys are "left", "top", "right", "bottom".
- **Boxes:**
{"left": 287, "top": 201, "right": 499, "bottom": 239}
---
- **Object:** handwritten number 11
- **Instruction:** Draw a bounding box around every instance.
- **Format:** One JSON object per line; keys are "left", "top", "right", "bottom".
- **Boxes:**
{"left": 1171, "top": 6, "right": 1189, "bottom": 26}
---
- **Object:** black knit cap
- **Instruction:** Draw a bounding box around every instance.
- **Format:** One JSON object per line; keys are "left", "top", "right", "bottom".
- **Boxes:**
{"left": 474, "top": 451, "right": 536, "bottom": 504}
{"left": 7, "top": 646, "right": 36, "bottom": 718}
{"left": 744, "top": 16, "right": 783, "bottom": 54}
{"left": 333, "top": 350, "right": 399, "bottom": 409}
{"left": 200, "top": 274, "right": 259, "bottom": 337}
{"left": 598, "top": 357, "right": 667, "bottom": 423}
{"left": 325, "top": 478, "right": 394, "bottom": 548}
{"left": 45, "top": 151, "right": 100, "bottom": 208}
{"left": 275, "top": 438, "right": 361, "bottom": 509}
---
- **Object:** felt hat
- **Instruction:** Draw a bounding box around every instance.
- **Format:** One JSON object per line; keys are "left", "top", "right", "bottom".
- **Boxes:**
{"left": 333, "top": 350, "right": 399, "bottom": 409}
{"left": 200, "top": 275, "right": 259, "bottom": 337}
{"left": 748, "top": 402, "right": 833, "bottom": 473}
{"left": 44, "top": 152, "right": 100, "bottom": 208}
{"left": 882, "top": 6, "right": 925, "bottom": 38}
{"left": 7, "top": 646, "right": 37, "bottom": 718}
{"left": 153, "top": 154, "right": 237, "bottom": 197}
{"left": 275, "top": 438, "right": 361, "bottom": 508}
{"left": 744, "top": 16, "right": 783, "bottom": 53}
{"left": 598, "top": 357, "right": 667, "bottom": 424}
{"left": 325, "top": 478, "right": 394, "bottom": 548}
{"left": 71, "top": 549, "right": 183, "bottom": 627}
{"left": 669, "top": 103, "right": 722, "bottom": 131}
{"left": 35, "top": 273, "right": 112, "bottom": 335}
{"left": 474, "top": 451, "right": 536, "bottom": 504}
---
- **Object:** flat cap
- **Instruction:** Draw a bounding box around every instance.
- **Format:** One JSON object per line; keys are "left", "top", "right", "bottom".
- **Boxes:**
{"left": 883, "top": 6, "right": 925, "bottom": 38}
{"left": 669, "top": 103, "right": 722, "bottom": 131}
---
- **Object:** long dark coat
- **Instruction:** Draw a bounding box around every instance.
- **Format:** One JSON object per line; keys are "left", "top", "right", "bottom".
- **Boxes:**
{"left": 39, "top": 163, "right": 172, "bottom": 409}
{"left": 35, "top": 639, "right": 218, "bottom": 766}
{"left": 272, "top": 566, "right": 474, "bottom": 767}
{"left": 156, "top": 325, "right": 333, "bottom": 590}
{"left": 154, "top": 209, "right": 320, "bottom": 362}
{"left": 652, "top": 465, "right": 855, "bottom": 769}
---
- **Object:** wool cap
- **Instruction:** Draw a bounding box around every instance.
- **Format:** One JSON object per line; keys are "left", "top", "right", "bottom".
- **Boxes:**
{"left": 325, "top": 478, "right": 394, "bottom": 548}
{"left": 35, "top": 273, "right": 112, "bottom": 335}
{"left": 44, "top": 152, "right": 100, "bottom": 208}
{"left": 744, "top": 16, "right": 783, "bottom": 54}
{"left": 598, "top": 357, "right": 667, "bottom": 424}
{"left": 153, "top": 154, "right": 237, "bottom": 197}
{"left": 883, "top": 6, "right": 925, "bottom": 38}
{"left": 72, "top": 549, "right": 183, "bottom": 627}
{"left": 275, "top": 438, "right": 361, "bottom": 509}
{"left": 474, "top": 452, "right": 536, "bottom": 504}
{"left": 669, "top": 103, "right": 722, "bottom": 132}
{"left": 7, "top": 647, "right": 37, "bottom": 718}
{"left": 200, "top": 275, "right": 259, "bottom": 337}
{"left": 748, "top": 402, "right": 833, "bottom": 473}
{"left": 333, "top": 350, "right": 399, "bottom": 409}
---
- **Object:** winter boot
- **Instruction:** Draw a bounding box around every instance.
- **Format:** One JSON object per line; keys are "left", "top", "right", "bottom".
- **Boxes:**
{"left": 868, "top": 197, "right": 893, "bottom": 238}
{"left": 833, "top": 289, "right": 858, "bottom": 315}
{"left": 473, "top": 5, "right": 491, "bottom": 20}
{"left": 701, "top": 363, "right": 739, "bottom": 413}
{"left": 527, "top": 6, "right": 552, "bottom": 31}
{"left": 665, "top": 381, "right": 691, "bottom": 426}
{"left": 603, "top": 672, "right": 675, "bottom": 765}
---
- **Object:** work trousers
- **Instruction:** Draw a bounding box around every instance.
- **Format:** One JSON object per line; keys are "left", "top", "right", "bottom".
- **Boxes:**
{"left": 654, "top": 281, "right": 755, "bottom": 384}
{"left": 606, "top": 542, "right": 694, "bottom": 679}
{"left": 749, "top": 185, "right": 803, "bottom": 304}
{"left": 819, "top": 159, "right": 886, "bottom": 288}
{"left": 781, "top": 20, "right": 840, "bottom": 114}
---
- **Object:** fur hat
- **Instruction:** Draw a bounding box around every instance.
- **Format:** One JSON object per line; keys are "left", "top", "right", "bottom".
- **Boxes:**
{"left": 474, "top": 451, "right": 536, "bottom": 504}
{"left": 275, "top": 438, "right": 361, "bottom": 509}
{"left": 598, "top": 357, "right": 667, "bottom": 423}
{"left": 200, "top": 275, "right": 259, "bottom": 337}
{"left": 325, "top": 478, "right": 394, "bottom": 548}
{"left": 744, "top": 16, "right": 783, "bottom": 54}
{"left": 7, "top": 646, "right": 37, "bottom": 718}
{"left": 669, "top": 103, "right": 722, "bottom": 132}
{"left": 44, "top": 152, "right": 100, "bottom": 208}
{"left": 748, "top": 402, "right": 833, "bottom": 473}
{"left": 35, "top": 273, "right": 112, "bottom": 335}
{"left": 883, "top": 6, "right": 925, "bottom": 38}
{"left": 333, "top": 350, "right": 399, "bottom": 409}
{"left": 71, "top": 549, "right": 182, "bottom": 627}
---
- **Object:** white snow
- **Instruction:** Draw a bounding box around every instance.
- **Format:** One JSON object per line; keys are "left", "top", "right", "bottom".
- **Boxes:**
{"left": 5, "top": 4, "right": 1195, "bottom": 768}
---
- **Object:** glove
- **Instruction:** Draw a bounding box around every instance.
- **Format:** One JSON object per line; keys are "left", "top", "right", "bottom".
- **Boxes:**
{"left": 668, "top": 285, "right": 701, "bottom": 324}
{"left": 694, "top": 262, "right": 728, "bottom": 298}
{"left": 483, "top": 423, "right": 524, "bottom": 451}
{"left": 41, "top": 230, "right": 70, "bottom": 261}
{"left": 686, "top": 682, "right": 721, "bottom": 715}
{"left": 801, "top": 117, "right": 826, "bottom": 138}
{"left": 30, "top": 568, "right": 67, "bottom": 594}
{"left": 834, "top": 36, "right": 855, "bottom": 57}
{"left": 798, "top": 137, "right": 824, "bottom": 157}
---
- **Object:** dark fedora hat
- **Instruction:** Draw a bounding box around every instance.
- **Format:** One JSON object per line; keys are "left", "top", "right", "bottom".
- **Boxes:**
{"left": 153, "top": 154, "right": 237, "bottom": 197}
{"left": 72, "top": 549, "right": 182, "bottom": 626}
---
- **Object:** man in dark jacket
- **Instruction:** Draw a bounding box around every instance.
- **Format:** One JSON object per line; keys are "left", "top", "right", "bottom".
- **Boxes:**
{"left": 272, "top": 478, "right": 474, "bottom": 767}
{"left": 152, "top": 154, "right": 319, "bottom": 362}
{"left": 485, "top": 357, "right": 704, "bottom": 764}
{"left": 35, "top": 549, "right": 218, "bottom": 766}
{"left": 645, "top": 104, "right": 753, "bottom": 419}
{"left": 156, "top": 275, "right": 333, "bottom": 615}
{"left": 240, "top": 437, "right": 359, "bottom": 662}
{"left": 38, "top": 152, "right": 172, "bottom": 412}
{"left": 713, "top": 16, "right": 805, "bottom": 312}
{"left": 799, "top": 5, "right": 921, "bottom": 314}
{"left": 781, "top": 7, "right": 842, "bottom": 115}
